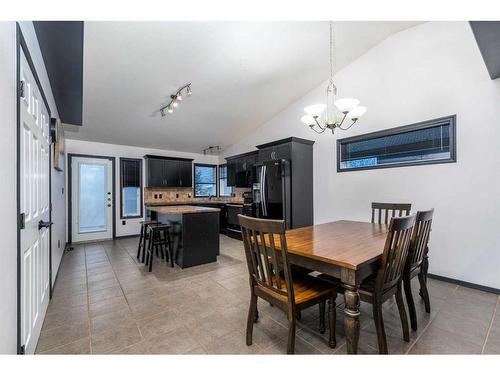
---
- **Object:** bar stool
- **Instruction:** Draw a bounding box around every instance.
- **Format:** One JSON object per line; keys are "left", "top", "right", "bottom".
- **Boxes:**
{"left": 145, "top": 224, "right": 174, "bottom": 272}
{"left": 137, "top": 220, "right": 160, "bottom": 263}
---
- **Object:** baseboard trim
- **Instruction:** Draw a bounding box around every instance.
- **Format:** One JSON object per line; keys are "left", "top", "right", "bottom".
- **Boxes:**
{"left": 114, "top": 234, "right": 140, "bottom": 239}
{"left": 427, "top": 273, "right": 500, "bottom": 295}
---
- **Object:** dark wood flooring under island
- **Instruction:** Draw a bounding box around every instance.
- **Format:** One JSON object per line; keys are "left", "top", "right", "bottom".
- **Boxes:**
{"left": 147, "top": 205, "right": 220, "bottom": 268}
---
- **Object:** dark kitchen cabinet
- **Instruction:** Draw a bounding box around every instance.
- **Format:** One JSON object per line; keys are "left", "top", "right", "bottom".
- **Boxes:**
{"left": 225, "top": 151, "right": 257, "bottom": 187}
{"left": 144, "top": 155, "right": 193, "bottom": 187}
{"left": 258, "top": 142, "right": 291, "bottom": 162}
{"left": 146, "top": 158, "right": 166, "bottom": 187}
{"left": 178, "top": 160, "right": 192, "bottom": 187}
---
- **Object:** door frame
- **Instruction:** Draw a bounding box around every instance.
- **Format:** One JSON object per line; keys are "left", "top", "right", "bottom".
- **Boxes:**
{"left": 16, "top": 23, "right": 53, "bottom": 354}
{"left": 67, "top": 153, "right": 116, "bottom": 244}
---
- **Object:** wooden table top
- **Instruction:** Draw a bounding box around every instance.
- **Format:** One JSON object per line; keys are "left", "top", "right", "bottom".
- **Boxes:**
{"left": 284, "top": 220, "right": 389, "bottom": 270}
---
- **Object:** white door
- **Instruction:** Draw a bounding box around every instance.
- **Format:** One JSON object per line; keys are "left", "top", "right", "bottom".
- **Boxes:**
{"left": 20, "top": 50, "right": 51, "bottom": 354}
{"left": 71, "top": 157, "right": 113, "bottom": 242}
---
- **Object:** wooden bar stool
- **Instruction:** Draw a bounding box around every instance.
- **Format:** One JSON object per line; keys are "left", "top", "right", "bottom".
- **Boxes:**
{"left": 137, "top": 220, "right": 159, "bottom": 263}
{"left": 145, "top": 224, "right": 174, "bottom": 272}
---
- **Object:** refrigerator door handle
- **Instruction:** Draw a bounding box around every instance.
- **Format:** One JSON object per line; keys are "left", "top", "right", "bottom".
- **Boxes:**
{"left": 259, "top": 166, "right": 265, "bottom": 216}
{"left": 261, "top": 165, "right": 267, "bottom": 217}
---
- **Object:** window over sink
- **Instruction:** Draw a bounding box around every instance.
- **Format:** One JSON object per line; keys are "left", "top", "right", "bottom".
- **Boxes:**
{"left": 194, "top": 164, "right": 217, "bottom": 197}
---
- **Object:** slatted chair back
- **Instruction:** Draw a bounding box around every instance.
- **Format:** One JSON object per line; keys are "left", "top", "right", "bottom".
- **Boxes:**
{"left": 238, "top": 214, "right": 295, "bottom": 304}
{"left": 371, "top": 202, "right": 412, "bottom": 225}
{"left": 375, "top": 214, "right": 416, "bottom": 293}
{"left": 407, "top": 209, "right": 434, "bottom": 270}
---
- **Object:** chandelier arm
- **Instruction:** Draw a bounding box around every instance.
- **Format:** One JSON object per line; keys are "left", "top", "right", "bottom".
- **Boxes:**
{"left": 336, "top": 112, "right": 348, "bottom": 128}
{"left": 314, "top": 117, "right": 327, "bottom": 130}
{"left": 310, "top": 125, "right": 327, "bottom": 134}
{"left": 338, "top": 119, "right": 357, "bottom": 131}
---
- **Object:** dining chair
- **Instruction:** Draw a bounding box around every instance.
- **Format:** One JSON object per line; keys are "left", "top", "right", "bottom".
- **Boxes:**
{"left": 371, "top": 202, "right": 412, "bottom": 224}
{"left": 402, "top": 209, "right": 434, "bottom": 331}
{"left": 358, "top": 214, "right": 416, "bottom": 354}
{"left": 238, "top": 214, "right": 338, "bottom": 354}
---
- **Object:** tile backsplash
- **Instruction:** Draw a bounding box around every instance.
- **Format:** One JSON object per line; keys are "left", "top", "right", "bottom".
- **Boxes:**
{"left": 144, "top": 187, "right": 250, "bottom": 204}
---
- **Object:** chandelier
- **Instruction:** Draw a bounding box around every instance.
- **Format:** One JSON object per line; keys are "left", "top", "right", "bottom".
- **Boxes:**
{"left": 160, "top": 83, "right": 192, "bottom": 117}
{"left": 301, "top": 22, "right": 367, "bottom": 134}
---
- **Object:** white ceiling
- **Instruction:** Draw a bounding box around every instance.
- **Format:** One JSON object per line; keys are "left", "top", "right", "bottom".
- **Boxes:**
{"left": 65, "top": 21, "right": 422, "bottom": 153}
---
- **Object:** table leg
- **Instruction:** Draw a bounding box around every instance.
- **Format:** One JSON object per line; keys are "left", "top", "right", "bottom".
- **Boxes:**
{"left": 343, "top": 284, "right": 360, "bottom": 354}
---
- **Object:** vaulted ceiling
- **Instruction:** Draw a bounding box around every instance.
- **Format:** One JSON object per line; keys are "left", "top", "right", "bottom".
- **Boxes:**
{"left": 64, "top": 21, "right": 422, "bottom": 153}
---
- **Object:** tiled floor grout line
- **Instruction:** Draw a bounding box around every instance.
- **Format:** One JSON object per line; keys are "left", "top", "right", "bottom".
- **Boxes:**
{"left": 84, "top": 244, "right": 94, "bottom": 355}
{"left": 101, "top": 242, "right": 147, "bottom": 352}
{"left": 481, "top": 294, "right": 499, "bottom": 354}
{"left": 404, "top": 284, "right": 459, "bottom": 354}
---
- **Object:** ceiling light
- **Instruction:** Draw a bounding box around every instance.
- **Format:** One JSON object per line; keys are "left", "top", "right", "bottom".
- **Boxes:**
{"left": 302, "top": 22, "right": 367, "bottom": 134}
{"left": 159, "top": 83, "right": 192, "bottom": 117}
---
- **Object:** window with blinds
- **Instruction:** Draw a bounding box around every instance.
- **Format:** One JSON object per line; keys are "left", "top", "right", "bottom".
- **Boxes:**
{"left": 337, "top": 115, "right": 456, "bottom": 172}
{"left": 120, "top": 158, "right": 143, "bottom": 218}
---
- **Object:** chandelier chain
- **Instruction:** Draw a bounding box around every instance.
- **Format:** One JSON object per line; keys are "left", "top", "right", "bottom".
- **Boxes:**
{"left": 329, "top": 21, "right": 335, "bottom": 83}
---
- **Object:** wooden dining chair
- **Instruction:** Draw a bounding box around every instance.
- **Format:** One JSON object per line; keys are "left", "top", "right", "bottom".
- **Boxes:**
{"left": 358, "top": 214, "right": 416, "bottom": 354}
{"left": 403, "top": 209, "right": 434, "bottom": 331}
{"left": 371, "top": 202, "right": 412, "bottom": 224}
{"left": 238, "top": 214, "right": 338, "bottom": 354}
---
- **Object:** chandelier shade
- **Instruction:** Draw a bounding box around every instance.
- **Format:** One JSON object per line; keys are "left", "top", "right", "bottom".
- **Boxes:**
{"left": 334, "top": 98, "right": 360, "bottom": 114}
{"left": 304, "top": 104, "right": 327, "bottom": 117}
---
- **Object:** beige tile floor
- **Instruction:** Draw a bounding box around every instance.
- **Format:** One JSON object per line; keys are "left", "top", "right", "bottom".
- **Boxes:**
{"left": 36, "top": 235, "right": 500, "bottom": 354}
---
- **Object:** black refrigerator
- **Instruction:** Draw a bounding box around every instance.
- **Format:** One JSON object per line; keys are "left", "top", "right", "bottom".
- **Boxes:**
{"left": 253, "top": 159, "right": 292, "bottom": 229}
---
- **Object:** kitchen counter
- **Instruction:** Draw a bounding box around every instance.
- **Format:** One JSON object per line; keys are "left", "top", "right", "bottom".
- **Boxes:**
{"left": 147, "top": 205, "right": 220, "bottom": 214}
{"left": 145, "top": 200, "right": 243, "bottom": 207}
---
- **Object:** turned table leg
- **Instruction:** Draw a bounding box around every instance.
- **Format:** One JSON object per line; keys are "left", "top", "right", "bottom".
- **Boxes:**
{"left": 343, "top": 284, "right": 360, "bottom": 354}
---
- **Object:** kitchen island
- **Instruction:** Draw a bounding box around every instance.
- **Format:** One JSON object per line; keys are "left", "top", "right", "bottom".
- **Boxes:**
{"left": 147, "top": 205, "right": 220, "bottom": 268}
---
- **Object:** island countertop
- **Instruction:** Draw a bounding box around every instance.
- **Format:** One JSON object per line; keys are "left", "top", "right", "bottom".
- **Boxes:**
{"left": 147, "top": 205, "right": 220, "bottom": 214}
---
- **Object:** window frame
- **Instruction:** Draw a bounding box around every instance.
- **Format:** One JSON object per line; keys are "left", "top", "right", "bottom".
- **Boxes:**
{"left": 193, "top": 163, "right": 218, "bottom": 197}
{"left": 218, "top": 164, "right": 232, "bottom": 197}
{"left": 336, "top": 115, "right": 457, "bottom": 172}
{"left": 119, "top": 157, "right": 143, "bottom": 219}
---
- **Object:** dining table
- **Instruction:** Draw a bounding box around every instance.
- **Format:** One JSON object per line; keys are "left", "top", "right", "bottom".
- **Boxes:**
{"left": 282, "top": 220, "right": 389, "bottom": 354}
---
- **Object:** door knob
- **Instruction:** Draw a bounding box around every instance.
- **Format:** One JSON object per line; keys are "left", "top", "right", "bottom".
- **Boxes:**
{"left": 38, "top": 220, "right": 53, "bottom": 230}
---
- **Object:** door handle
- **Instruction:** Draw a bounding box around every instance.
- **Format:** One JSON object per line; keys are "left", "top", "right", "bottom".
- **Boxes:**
{"left": 38, "top": 220, "right": 53, "bottom": 230}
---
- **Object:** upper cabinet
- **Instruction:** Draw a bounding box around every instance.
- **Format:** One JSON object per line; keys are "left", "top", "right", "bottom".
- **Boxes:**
{"left": 144, "top": 155, "right": 193, "bottom": 187}
{"left": 225, "top": 151, "right": 258, "bottom": 187}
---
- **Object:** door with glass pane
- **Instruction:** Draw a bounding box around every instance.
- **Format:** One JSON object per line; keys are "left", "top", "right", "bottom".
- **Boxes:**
{"left": 71, "top": 156, "right": 114, "bottom": 242}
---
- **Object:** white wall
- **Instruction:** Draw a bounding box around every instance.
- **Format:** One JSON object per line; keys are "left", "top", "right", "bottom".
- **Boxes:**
{"left": 222, "top": 21, "right": 500, "bottom": 289}
{"left": 65, "top": 139, "right": 219, "bottom": 238}
{"left": 0, "top": 21, "right": 61, "bottom": 354}
{"left": 51, "top": 136, "right": 66, "bottom": 285}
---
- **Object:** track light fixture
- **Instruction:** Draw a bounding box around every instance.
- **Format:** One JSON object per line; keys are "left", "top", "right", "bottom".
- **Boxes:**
{"left": 160, "top": 83, "right": 192, "bottom": 117}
